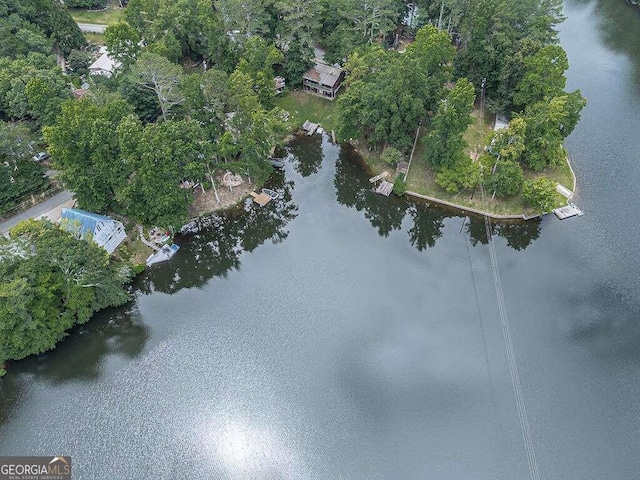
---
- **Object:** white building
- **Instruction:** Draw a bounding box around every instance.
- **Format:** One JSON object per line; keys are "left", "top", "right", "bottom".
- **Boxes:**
{"left": 89, "top": 47, "right": 122, "bottom": 77}
{"left": 60, "top": 208, "right": 126, "bottom": 254}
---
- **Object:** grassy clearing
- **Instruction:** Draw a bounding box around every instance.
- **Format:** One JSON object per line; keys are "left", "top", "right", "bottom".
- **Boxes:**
{"left": 406, "top": 109, "right": 571, "bottom": 215}
{"left": 69, "top": 6, "right": 124, "bottom": 25}
{"left": 464, "top": 108, "right": 493, "bottom": 155}
{"left": 274, "top": 90, "right": 340, "bottom": 135}
{"left": 404, "top": 130, "right": 572, "bottom": 215}
{"left": 83, "top": 32, "right": 106, "bottom": 45}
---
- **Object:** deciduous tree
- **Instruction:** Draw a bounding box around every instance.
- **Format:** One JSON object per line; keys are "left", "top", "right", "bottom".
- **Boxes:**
{"left": 128, "top": 52, "right": 185, "bottom": 121}
{"left": 0, "top": 219, "right": 131, "bottom": 368}
{"left": 522, "top": 176, "right": 557, "bottom": 212}
{"left": 424, "top": 78, "right": 475, "bottom": 168}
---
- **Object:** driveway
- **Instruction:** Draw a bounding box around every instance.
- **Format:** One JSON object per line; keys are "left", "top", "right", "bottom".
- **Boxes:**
{"left": 76, "top": 23, "right": 107, "bottom": 34}
{"left": 0, "top": 190, "right": 74, "bottom": 235}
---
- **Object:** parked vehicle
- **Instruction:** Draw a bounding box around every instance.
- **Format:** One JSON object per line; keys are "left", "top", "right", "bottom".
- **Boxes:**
{"left": 32, "top": 152, "right": 50, "bottom": 162}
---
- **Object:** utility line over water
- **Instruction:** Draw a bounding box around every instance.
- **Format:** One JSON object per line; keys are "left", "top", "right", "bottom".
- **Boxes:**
{"left": 480, "top": 184, "right": 541, "bottom": 480}
{"left": 477, "top": 76, "right": 540, "bottom": 480}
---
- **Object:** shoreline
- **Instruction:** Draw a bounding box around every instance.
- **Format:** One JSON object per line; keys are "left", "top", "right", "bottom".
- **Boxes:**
{"left": 347, "top": 140, "right": 577, "bottom": 222}
{"left": 404, "top": 190, "right": 541, "bottom": 220}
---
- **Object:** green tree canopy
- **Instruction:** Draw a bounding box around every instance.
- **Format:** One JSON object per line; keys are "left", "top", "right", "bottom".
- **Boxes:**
{"left": 105, "top": 22, "right": 141, "bottom": 68}
{"left": 487, "top": 117, "right": 527, "bottom": 163}
{"left": 519, "top": 91, "right": 586, "bottom": 170}
{"left": 513, "top": 44, "right": 568, "bottom": 109}
{"left": 116, "top": 117, "right": 213, "bottom": 228}
{"left": 423, "top": 78, "right": 475, "bottom": 168}
{"left": 127, "top": 0, "right": 233, "bottom": 68}
{"left": 127, "top": 52, "right": 185, "bottom": 121}
{"left": 522, "top": 176, "right": 557, "bottom": 212}
{"left": 485, "top": 159, "right": 524, "bottom": 197}
{"left": 43, "top": 95, "right": 134, "bottom": 212}
{"left": 236, "top": 37, "right": 284, "bottom": 108}
{"left": 0, "top": 219, "right": 131, "bottom": 367}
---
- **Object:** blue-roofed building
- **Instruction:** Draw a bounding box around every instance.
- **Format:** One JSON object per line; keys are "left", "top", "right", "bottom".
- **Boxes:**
{"left": 60, "top": 208, "right": 126, "bottom": 254}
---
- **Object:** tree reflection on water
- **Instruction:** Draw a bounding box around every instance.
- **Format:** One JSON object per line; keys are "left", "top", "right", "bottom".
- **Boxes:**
{"left": 287, "top": 133, "right": 324, "bottom": 177}
{"left": 334, "top": 142, "right": 541, "bottom": 251}
{"left": 139, "top": 171, "right": 299, "bottom": 294}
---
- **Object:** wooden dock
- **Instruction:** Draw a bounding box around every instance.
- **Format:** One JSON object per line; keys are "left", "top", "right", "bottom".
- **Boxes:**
{"left": 302, "top": 120, "right": 319, "bottom": 135}
{"left": 553, "top": 203, "right": 583, "bottom": 220}
{"left": 375, "top": 180, "right": 394, "bottom": 197}
{"left": 369, "top": 171, "right": 389, "bottom": 183}
{"left": 250, "top": 191, "right": 272, "bottom": 206}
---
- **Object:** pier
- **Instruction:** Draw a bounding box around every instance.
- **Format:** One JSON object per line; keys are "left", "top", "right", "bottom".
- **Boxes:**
{"left": 376, "top": 180, "right": 394, "bottom": 197}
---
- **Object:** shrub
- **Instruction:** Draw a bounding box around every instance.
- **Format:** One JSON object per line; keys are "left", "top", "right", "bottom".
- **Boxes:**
{"left": 381, "top": 146, "right": 403, "bottom": 166}
{"left": 393, "top": 176, "right": 407, "bottom": 196}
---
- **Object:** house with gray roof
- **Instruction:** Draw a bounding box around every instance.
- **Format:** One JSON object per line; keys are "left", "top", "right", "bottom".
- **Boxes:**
{"left": 89, "top": 47, "right": 121, "bottom": 78}
{"left": 60, "top": 208, "right": 126, "bottom": 254}
{"left": 303, "top": 60, "right": 345, "bottom": 100}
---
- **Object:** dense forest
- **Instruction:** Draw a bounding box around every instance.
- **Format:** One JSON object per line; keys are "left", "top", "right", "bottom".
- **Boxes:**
{"left": 0, "top": 0, "right": 585, "bottom": 223}
{"left": 0, "top": 0, "right": 586, "bottom": 372}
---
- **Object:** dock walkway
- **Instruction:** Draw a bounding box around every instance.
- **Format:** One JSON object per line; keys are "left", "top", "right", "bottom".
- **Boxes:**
{"left": 369, "top": 171, "right": 389, "bottom": 183}
{"left": 137, "top": 225, "right": 160, "bottom": 251}
{"left": 251, "top": 191, "right": 272, "bottom": 206}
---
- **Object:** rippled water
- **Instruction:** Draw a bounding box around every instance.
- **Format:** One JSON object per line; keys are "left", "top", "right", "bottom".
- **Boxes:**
{"left": 2, "top": 1, "right": 640, "bottom": 478}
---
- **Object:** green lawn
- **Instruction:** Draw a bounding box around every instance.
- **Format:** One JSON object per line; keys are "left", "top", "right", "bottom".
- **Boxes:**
{"left": 464, "top": 108, "right": 493, "bottom": 156}
{"left": 274, "top": 90, "right": 340, "bottom": 136}
{"left": 69, "top": 6, "right": 124, "bottom": 25}
{"left": 83, "top": 32, "right": 106, "bottom": 45}
{"left": 409, "top": 109, "right": 571, "bottom": 216}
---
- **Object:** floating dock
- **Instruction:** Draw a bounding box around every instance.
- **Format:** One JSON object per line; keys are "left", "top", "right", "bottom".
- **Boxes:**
{"left": 369, "top": 171, "right": 389, "bottom": 183}
{"left": 375, "top": 180, "right": 394, "bottom": 197}
{"left": 251, "top": 191, "right": 272, "bottom": 206}
{"left": 553, "top": 203, "right": 584, "bottom": 220}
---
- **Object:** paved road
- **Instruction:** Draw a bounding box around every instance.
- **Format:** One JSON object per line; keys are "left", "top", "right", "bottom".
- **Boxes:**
{"left": 0, "top": 190, "right": 73, "bottom": 234}
{"left": 77, "top": 23, "right": 107, "bottom": 34}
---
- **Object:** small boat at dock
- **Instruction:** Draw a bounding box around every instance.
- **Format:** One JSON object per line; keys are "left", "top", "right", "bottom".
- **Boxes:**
{"left": 262, "top": 188, "right": 279, "bottom": 199}
{"left": 146, "top": 243, "right": 180, "bottom": 267}
{"left": 268, "top": 158, "right": 285, "bottom": 169}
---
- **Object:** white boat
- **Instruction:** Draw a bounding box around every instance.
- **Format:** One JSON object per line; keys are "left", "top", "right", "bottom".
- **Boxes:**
{"left": 262, "top": 188, "right": 279, "bottom": 199}
{"left": 146, "top": 243, "right": 180, "bottom": 267}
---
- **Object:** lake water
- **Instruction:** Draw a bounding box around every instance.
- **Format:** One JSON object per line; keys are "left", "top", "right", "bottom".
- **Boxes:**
{"left": 2, "top": 1, "right": 640, "bottom": 478}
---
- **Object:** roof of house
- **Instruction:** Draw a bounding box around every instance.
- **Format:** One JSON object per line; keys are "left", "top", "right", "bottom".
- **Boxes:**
{"left": 73, "top": 88, "right": 88, "bottom": 99}
{"left": 303, "top": 61, "right": 343, "bottom": 87}
{"left": 274, "top": 76, "right": 286, "bottom": 88}
{"left": 89, "top": 49, "right": 121, "bottom": 75}
{"left": 494, "top": 114, "right": 509, "bottom": 131}
{"left": 61, "top": 208, "right": 115, "bottom": 236}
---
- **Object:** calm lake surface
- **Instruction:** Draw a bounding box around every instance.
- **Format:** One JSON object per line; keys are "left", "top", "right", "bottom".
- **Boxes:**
{"left": 2, "top": 1, "right": 640, "bottom": 478}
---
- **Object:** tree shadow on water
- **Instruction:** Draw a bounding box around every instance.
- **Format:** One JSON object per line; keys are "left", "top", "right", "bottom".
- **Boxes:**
{"left": 0, "top": 302, "right": 149, "bottom": 425}
{"left": 286, "top": 134, "right": 324, "bottom": 177}
{"left": 6, "top": 304, "right": 148, "bottom": 385}
{"left": 465, "top": 215, "right": 541, "bottom": 250}
{"left": 406, "top": 202, "right": 452, "bottom": 251}
{"left": 334, "top": 145, "right": 408, "bottom": 237}
{"left": 138, "top": 173, "right": 299, "bottom": 294}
